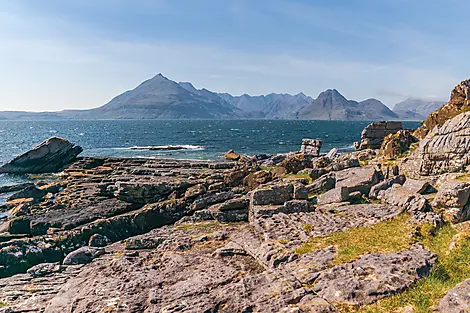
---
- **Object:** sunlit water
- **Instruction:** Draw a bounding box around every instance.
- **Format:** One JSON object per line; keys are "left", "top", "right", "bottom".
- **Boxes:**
{"left": 0, "top": 119, "right": 420, "bottom": 187}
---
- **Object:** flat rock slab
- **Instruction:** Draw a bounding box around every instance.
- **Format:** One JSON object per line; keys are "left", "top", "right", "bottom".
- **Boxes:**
{"left": 437, "top": 278, "right": 470, "bottom": 313}
{"left": 314, "top": 244, "right": 436, "bottom": 305}
{"left": 335, "top": 166, "right": 382, "bottom": 194}
{"left": 0, "top": 264, "right": 83, "bottom": 313}
{"left": 252, "top": 203, "right": 401, "bottom": 242}
{"left": 43, "top": 224, "right": 317, "bottom": 313}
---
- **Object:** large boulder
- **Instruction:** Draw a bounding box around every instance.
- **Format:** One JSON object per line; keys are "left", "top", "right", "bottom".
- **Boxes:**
{"left": 279, "top": 153, "right": 313, "bottom": 174}
{"left": 378, "top": 184, "right": 430, "bottom": 214}
{"left": 355, "top": 121, "right": 402, "bottom": 150}
{"left": 0, "top": 137, "right": 83, "bottom": 174}
{"left": 300, "top": 138, "right": 322, "bottom": 156}
{"left": 317, "top": 186, "right": 349, "bottom": 205}
{"left": 335, "top": 166, "right": 382, "bottom": 195}
{"left": 432, "top": 182, "right": 470, "bottom": 223}
{"left": 250, "top": 184, "right": 293, "bottom": 206}
{"left": 62, "top": 247, "right": 105, "bottom": 265}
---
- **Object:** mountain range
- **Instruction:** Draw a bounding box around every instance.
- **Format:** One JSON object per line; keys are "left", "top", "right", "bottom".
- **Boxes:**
{"left": 0, "top": 73, "right": 443, "bottom": 121}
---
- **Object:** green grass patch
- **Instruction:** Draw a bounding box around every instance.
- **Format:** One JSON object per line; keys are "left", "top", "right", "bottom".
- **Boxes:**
{"left": 282, "top": 172, "right": 312, "bottom": 184}
{"left": 295, "top": 214, "right": 412, "bottom": 264}
{"left": 26, "top": 289, "right": 41, "bottom": 293}
{"left": 337, "top": 224, "right": 470, "bottom": 313}
{"left": 259, "top": 166, "right": 274, "bottom": 171}
{"left": 0, "top": 302, "right": 8, "bottom": 307}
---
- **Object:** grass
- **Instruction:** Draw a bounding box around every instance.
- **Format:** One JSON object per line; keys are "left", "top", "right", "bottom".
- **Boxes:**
{"left": 282, "top": 172, "right": 312, "bottom": 184}
{"left": 26, "top": 288, "right": 41, "bottom": 293}
{"left": 332, "top": 224, "right": 470, "bottom": 313}
{"left": 259, "top": 166, "right": 274, "bottom": 171}
{"left": 295, "top": 214, "right": 413, "bottom": 264}
{"left": 0, "top": 302, "right": 8, "bottom": 307}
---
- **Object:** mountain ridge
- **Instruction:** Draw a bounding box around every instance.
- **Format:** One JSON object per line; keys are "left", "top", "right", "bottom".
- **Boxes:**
{"left": 0, "top": 73, "right": 435, "bottom": 121}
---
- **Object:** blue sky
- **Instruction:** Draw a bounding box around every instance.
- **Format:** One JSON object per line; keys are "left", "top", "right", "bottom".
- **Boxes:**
{"left": 0, "top": 0, "right": 469, "bottom": 111}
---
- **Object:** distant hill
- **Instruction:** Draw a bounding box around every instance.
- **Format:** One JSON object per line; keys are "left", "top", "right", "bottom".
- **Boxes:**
{"left": 219, "top": 92, "right": 313, "bottom": 119}
{"left": 0, "top": 73, "right": 424, "bottom": 121}
{"left": 298, "top": 89, "right": 399, "bottom": 120}
{"left": 70, "top": 74, "right": 244, "bottom": 119}
{"left": 392, "top": 98, "right": 444, "bottom": 120}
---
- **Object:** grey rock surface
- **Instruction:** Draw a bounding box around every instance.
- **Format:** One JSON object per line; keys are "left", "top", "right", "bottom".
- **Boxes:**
{"left": 314, "top": 244, "right": 436, "bottom": 305}
{"left": 0, "top": 137, "right": 82, "bottom": 174}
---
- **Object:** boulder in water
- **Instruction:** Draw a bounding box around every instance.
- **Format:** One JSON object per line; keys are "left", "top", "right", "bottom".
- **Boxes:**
{"left": 0, "top": 137, "right": 83, "bottom": 174}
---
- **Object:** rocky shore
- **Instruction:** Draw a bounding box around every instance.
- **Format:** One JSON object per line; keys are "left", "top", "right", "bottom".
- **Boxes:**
{"left": 2, "top": 80, "right": 470, "bottom": 312}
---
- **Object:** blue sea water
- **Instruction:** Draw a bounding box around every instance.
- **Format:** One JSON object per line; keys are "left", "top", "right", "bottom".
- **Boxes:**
{"left": 0, "top": 119, "right": 420, "bottom": 187}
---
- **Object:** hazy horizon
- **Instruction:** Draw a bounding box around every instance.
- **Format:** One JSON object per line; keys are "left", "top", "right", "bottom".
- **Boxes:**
{"left": 1, "top": 0, "right": 468, "bottom": 111}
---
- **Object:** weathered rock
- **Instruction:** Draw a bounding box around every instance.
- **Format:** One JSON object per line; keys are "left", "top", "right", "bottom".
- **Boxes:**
{"left": 437, "top": 278, "right": 470, "bottom": 313}
{"left": 402, "top": 178, "right": 433, "bottom": 194}
{"left": 224, "top": 149, "right": 241, "bottom": 161}
{"left": 317, "top": 186, "right": 349, "bottom": 205}
{"left": 250, "top": 184, "right": 293, "bottom": 205}
{"left": 356, "top": 121, "right": 402, "bottom": 150}
{"left": 215, "top": 197, "right": 250, "bottom": 211}
{"left": 8, "top": 185, "right": 47, "bottom": 202}
{"left": 415, "top": 79, "right": 470, "bottom": 139}
{"left": 293, "top": 183, "right": 309, "bottom": 200}
{"left": 369, "top": 175, "right": 406, "bottom": 199}
{"left": 411, "top": 112, "right": 470, "bottom": 176}
{"left": 191, "top": 191, "right": 235, "bottom": 211}
{"left": 280, "top": 153, "right": 314, "bottom": 174}
{"left": 27, "top": 262, "right": 64, "bottom": 278}
{"left": 115, "top": 180, "right": 188, "bottom": 204}
{"left": 62, "top": 247, "right": 105, "bottom": 265}
{"left": 0, "top": 216, "right": 31, "bottom": 234}
{"left": 380, "top": 129, "right": 418, "bottom": 159}
{"left": 314, "top": 244, "right": 436, "bottom": 305}
{"left": 0, "top": 183, "right": 34, "bottom": 194}
{"left": 305, "top": 173, "right": 336, "bottom": 195}
{"left": 88, "top": 234, "right": 111, "bottom": 247}
{"left": 432, "top": 182, "right": 470, "bottom": 223}
{"left": 300, "top": 138, "right": 322, "bottom": 156}
{"left": 184, "top": 183, "right": 207, "bottom": 199}
{"left": 336, "top": 166, "right": 382, "bottom": 194}
{"left": 326, "top": 148, "right": 338, "bottom": 160}
{"left": 243, "top": 170, "right": 272, "bottom": 190}
{"left": 378, "top": 184, "right": 430, "bottom": 214}
{"left": 327, "top": 156, "right": 360, "bottom": 171}
{"left": 124, "top": 236, "right": 166, "bottom": 250}
{"left": 224, "top": 169, "right": 248, "bottom": 187}
{"left": 0, "top": 137, "right": 83, "bottom": 174}
{"left": 303, "top": 168, "right": 328, "bottom": 181}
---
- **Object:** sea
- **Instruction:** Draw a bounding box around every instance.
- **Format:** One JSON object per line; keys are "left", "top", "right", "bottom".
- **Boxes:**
{"left": 0, "top": 119, "right": 420, "bottom": 188}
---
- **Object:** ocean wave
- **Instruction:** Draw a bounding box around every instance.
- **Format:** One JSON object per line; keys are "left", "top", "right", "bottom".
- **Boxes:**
{"left": 122, "top": 145, "right": 205, "bottom": 151}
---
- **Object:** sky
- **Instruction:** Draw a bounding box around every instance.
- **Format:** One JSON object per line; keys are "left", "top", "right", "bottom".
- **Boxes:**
{"left": 1, "top": 0, "right": 469, "bottom": 111}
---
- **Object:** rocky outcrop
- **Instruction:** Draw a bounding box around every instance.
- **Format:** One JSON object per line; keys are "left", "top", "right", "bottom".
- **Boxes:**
{"left": 380, "top": 129, "right": 418, "bottom": 159}
{"left": 355, "top": 121, "right": 402, "bottom": 150}
{"left": 300, "top": 139, "right": 322, "bottom": 156}
{"left": 414, "top": 79, "right": 470, "bottom": 139}
{"left": 0, "top": 137, "right": 83, "bottom": 174}
{"left": 408, "top": 111, "right": 470, "bottom": 176}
